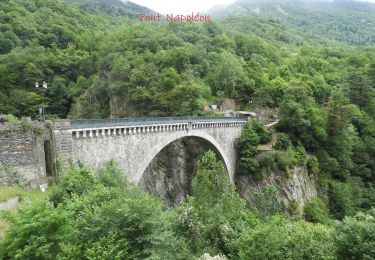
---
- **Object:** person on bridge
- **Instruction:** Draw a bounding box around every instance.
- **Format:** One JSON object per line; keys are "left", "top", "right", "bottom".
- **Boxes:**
{"left": 0, "top": 116, "right": 4, "bottom": 125}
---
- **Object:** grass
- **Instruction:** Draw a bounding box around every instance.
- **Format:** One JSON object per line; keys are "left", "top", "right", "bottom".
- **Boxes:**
{"left": 0, "top": 186, "right": 24, "bottom": 202}
{"left": 0, "top": 216, "right": 10, "bottom": 239}
{"left": 0, "top": 186, "right": 50, "bottom": 202}
{"left": 0, "top": 186, "right": 52, "bottom": 239}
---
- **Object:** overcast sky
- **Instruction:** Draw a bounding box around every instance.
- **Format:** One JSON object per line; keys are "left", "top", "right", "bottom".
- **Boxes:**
{"left": 130, "top": 0, "right": 375, "bottom": 14}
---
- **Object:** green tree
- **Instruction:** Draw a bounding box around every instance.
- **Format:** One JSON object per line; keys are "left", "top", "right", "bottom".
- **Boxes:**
{"left": 334, "top": 212, "right": 375, "bottom": 259}
{"left": 239, "top": 217, "right": 336, "bottom": 260}
{"left": 176, "top": 151, "right": 257, "bottom": 257}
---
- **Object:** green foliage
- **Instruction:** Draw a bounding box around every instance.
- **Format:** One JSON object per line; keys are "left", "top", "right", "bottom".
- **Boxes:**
{"left": 257, "top": 145, "right": 306, "bottom": 176}
{"left": 304, "top": 198, "right": 332, "bottom": 224}
{"left": 175, "top": 151, "right": 257, "bottom": 257}
{"left": 235, "top": 122, "right": 262, "bottom": 178}
{"left": 238, "top": 216, "right": 336, "bottom": 260}
{"left": 334, "top": 212, "right": 375, "bottom": 259}
{"left": 97, "top": 159, "right": 128, "bottom": 188}
{"left": 49, "top": 164, "right": 98, "bottom": 205}
{"left": 216, "top": 0, "right": 375, "bottom": 46}
{"left": 274, "top": 133, "right": 292, "bottom": 150}
{"left": 306, "top": 155, "right": 320, "bottom": 176}
{"left": 0, "top": 114, "right": 20, "bottom": 123}
{"left": 251, "top": 121, "right": 272, "bottom": 144}
{"left": 328, "top": 180, "right": 356, "bottom": 220}
{"left": 0, "top": 202, "right": 74, "bottom": 259}
{"left": 1, "top": 162, "right": 190, "bottom": 259}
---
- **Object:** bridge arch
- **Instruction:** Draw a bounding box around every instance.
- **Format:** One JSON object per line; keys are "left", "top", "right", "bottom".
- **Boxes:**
{"left": 134, "top": 131, "right": 233, "bottom": 183}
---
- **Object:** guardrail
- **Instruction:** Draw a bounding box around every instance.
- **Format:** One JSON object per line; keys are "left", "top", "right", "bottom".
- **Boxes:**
{"left": 71, "top": 116, "right": 247, "bottom": 129}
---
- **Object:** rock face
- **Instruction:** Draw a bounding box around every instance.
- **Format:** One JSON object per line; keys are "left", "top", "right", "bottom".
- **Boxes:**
{"left": 236, "top": 166, "right": 318, "bottom": 212}
{"left": 139, "top": 138, "right": 214, "bottom": 207}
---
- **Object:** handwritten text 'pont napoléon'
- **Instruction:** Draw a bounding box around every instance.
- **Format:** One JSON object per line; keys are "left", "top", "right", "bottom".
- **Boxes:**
{"left": 137, "top": 13, "right": 211, "bottom": 23}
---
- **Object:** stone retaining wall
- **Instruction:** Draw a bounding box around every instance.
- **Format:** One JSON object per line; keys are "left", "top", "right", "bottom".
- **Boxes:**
{"left": 0, "top": 123, "right": 49, "bottom": 188}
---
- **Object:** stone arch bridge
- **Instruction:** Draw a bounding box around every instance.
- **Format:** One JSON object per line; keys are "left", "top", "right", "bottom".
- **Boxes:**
{"left": 52, "top": 117, "right": 247, "bottom": 183}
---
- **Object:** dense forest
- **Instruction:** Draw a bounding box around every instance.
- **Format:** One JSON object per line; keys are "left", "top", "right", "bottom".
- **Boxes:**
{"left": 0, "top": 0, "right": 375, "bottom": 259}
{"left": 213, "top": 0, "right": 375, "bottom": 46}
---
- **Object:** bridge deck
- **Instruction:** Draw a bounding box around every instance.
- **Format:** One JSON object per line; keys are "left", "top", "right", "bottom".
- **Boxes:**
{"left": 71, "top": 116, "right": 247, "bottom": 129}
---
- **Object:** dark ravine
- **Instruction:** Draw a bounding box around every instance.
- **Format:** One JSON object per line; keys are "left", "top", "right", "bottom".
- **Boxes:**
{"left": 139, "top": 137, "right": 216, "bottom": 207}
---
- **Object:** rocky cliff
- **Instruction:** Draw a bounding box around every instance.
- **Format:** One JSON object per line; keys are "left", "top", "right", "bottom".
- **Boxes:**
{"left": 236, "top": 166, "right": 318, "bottom": 213}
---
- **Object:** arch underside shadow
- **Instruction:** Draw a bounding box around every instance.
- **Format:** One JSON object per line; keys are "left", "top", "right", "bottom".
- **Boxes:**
{"left": 134, "top": 131, "right": 232, "bottom": 183}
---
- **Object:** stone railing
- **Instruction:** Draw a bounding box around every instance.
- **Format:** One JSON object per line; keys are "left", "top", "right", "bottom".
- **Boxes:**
{"left": 70, "top": 116, "right": 246, "bottom": 129}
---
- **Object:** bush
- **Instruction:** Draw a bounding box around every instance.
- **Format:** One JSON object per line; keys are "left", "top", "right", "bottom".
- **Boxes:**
{"left": 0, "top": 114, "right": 20, "bottom": 123}
{"left": 50, "top": 164, "right": 97, "bottom": 205}
{"left": 1, "top": 161, "right": 191, "bottom": 260}
{"left": 258, "top": 148, "right": 301, "bottom": 176}
{"left": 304, "top": 198, "right": 331, "bottom": 224}
{"left": 239, "top": 216, "right": 336, "bottom": 260}
{"left": 274, "top": 133, "right": 292, "bottom": 150}
{"left": 258, "top": 152, "right": 278, "bottom": 172}
{"left": 328, "top": 180, "right": 355, "bottom": 220}
{"left": 306, "top": 156, "right": 319, "bottom": 175}
{"left": 175, "top": 151, "right": 257, "bottom": 257}
{"left": 238, "top": 157, "right": 261, "bottom": 180}
{"left": 334, "top": 212, "right": 375, "bottom": 259}
{"left": 293, "top": 145, "right": 307, "bottom": 165}
{"left": 251, "top": 121, "right": 272, "bottom": 144}
{"left": 0, "top": 202, "right": 74, "bottom": 259}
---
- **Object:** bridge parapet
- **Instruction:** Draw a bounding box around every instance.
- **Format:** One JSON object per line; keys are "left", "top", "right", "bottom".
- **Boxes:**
{"left": 70, "top": 116, "right": 246, "bottom": 129}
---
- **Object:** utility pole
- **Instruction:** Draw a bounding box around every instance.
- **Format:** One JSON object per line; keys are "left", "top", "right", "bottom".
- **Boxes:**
{"left": 35, "top": 81, "right": 48, "bottom": 122}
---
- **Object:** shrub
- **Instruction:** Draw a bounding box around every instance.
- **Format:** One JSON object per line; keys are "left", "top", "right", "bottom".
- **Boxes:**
{"left": 251, "top": 121, "right": 272, "bottom": 144}
{"left": 274, "top": 133, "right": 292, "bottom": 150}
{"left": 258, "top": 148, "right": 301, "bottom": 176}
{"left": 0, "top": 114, "right": 20, "bottom": 123}
{"left": 258, "top": 152, "right": 278, "bottom": 172}
{"left": 334, "top": 212, "right": 375, "bottom": 259}
{"left": 238, "top": 157, "right": 261, "bottom": 180}
{"left": 175, "top": 151, "right": 257, "bottom": 257}
{"left": 49, "top": 164, "right": 98, "bottom": 205}
{"left": 306, "top": 155, "right": 319, "bottom": 175}
{"left": 0, "top": 202, "right": 74, "bottom": 259}
{"left": 328, "top": 180, "right": 355, "bottom": 220}
{"left": 1, "top": 161, "right": 191, "bottom": 260}
{"left": 239, "top": 217, "right": 336, "bottom": 260}
{"left": 304, "top": 198, "right": 331, "bottom": 224}
{"left": 293, "top": 145, "right": 307, "bottom": 165}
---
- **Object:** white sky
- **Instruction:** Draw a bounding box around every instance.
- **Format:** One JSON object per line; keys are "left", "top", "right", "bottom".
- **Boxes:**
{"left": 130, "top": 0, "right": 375, "bottom": 14}
{"left": 129, "top": 0, "right": 237, "bottom": 14}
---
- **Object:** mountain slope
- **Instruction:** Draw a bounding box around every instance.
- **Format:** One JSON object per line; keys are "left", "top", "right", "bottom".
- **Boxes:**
{"left": 64, "top": 0, "right": 155, "bottom": 17}
{"left": 212, "top": 0, "right": 375, "bottom": 46}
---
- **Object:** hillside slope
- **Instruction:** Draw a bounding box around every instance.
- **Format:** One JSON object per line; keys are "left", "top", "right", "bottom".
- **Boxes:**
{"left": 212, "top": 0, "right": 375, "bottom": 46}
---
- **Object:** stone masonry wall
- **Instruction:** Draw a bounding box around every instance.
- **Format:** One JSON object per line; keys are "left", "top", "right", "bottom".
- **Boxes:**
{"left": 0, "top": 123, "right": 49, "bottom": 188}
